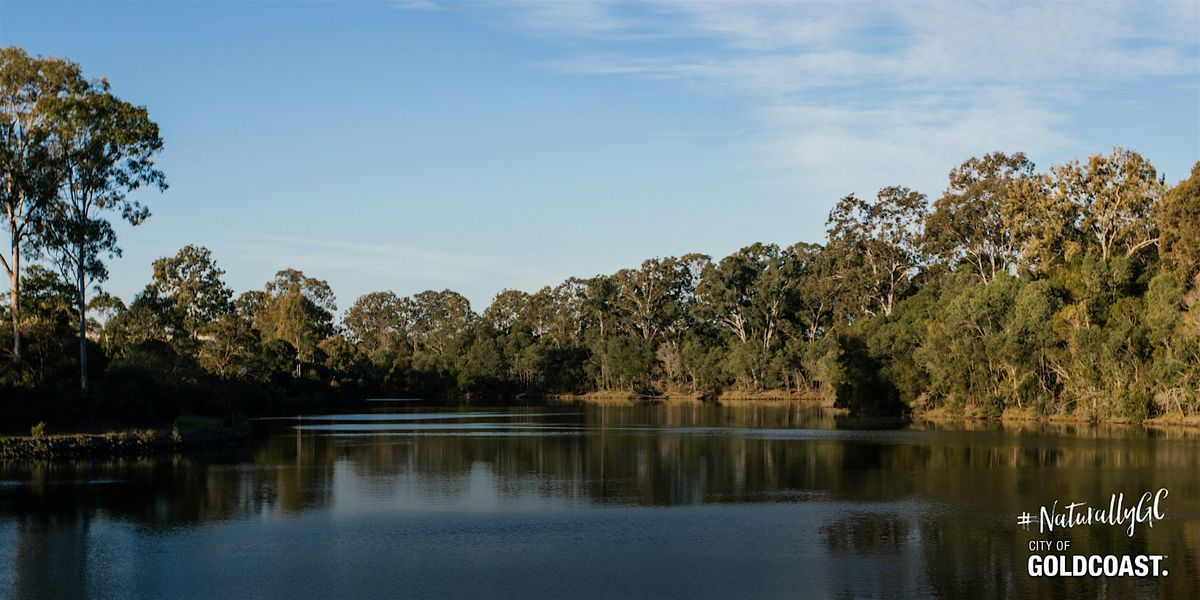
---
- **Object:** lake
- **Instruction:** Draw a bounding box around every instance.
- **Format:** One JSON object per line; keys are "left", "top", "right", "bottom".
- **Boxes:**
{"left": 1, "top": 401, "right": 1197, "bottom": 599}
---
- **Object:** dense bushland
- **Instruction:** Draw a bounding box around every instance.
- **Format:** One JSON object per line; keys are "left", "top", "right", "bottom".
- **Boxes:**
{"left": 3, "top": 47, "right": 1198, "bottom": 426}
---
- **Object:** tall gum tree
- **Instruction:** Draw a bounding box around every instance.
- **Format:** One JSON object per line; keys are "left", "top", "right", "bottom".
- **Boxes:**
{"left": 826, "top": 186, "right": 927, "bottom": 316}
{"left": 402, "top": 289, "right": 474, "bottom": 358}
{"left": 0, "top": 48, "right": 89, "bottom": 364}
{"left": 789, "top": 242, "right": 841, "bottom": 342}
{"left": 696, "top": 243, "right": 798, "bottom": 351}
{"left": 613, "top": 257, "right": 692, "bottom": 342}
{"left": 146, "top": 244, "right": 233, "bottom": 345}
{"left": 1050, "top": 147, "right": 1164, "bottom": 263}
{"left": 344, "top": 290, "right": 408, "bottom": 366}
{"left": 923, "top": 152, "right": 1039, "bottom": 282}
{"left": 36, "top": 79, "right": 165, "bottom": 393}
{"left": 255, "top": 269, "right": 336, "bottom": 377}
{"left": 1158, "top": 162, "right": 1200, "bottom": 283}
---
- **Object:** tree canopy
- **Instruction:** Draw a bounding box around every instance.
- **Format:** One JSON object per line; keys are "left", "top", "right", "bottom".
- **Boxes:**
{"left": 3, "top": 48, "right": 1197, "bottom": 426}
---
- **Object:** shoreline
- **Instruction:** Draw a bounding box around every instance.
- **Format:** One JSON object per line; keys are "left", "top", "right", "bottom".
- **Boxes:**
{"left": 553, "top": 392, "right": 1200, "bottom": 428}
{"left": 546, "top": 390, "right": 835, "bottom": 405}
{"left": 914, "top": 405, "right": 1200, "bottom": 428}
{"left": 5, "top": 394, "right": 1196, "bottom": 463}
{"left": 0, "top": 425, "right": 254, "bottom": 461}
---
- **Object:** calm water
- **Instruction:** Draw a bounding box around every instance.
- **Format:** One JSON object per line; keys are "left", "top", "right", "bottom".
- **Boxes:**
{"left": 1, "top": 401, "right": 1197, "bottom": 599}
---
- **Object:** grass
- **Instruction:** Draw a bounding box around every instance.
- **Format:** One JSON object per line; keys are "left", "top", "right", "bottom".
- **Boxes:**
{"left": 0, "top": 419, "right": 252, "bottom": 461}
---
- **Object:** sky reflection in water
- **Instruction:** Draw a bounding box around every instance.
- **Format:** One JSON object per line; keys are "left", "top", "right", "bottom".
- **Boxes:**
{"left": 0, "top": 402, "right": 1197, "bottom": 599}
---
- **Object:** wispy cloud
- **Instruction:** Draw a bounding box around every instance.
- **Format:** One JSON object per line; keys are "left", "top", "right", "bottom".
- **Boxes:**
{"left": 490, "top": 0, "right": 1199, "bottom": 195}
{"left": 391, "top": 0, "right": 440, "bottom": 11}
{"left": 220, "top": 233, "right": 548, "bottom": 308}
{"left": 242, "top": 234, "right": 497, "bottom": 278}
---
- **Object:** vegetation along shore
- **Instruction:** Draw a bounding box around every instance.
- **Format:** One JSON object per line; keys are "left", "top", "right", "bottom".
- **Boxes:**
{"left": 0, "top": 416, "right": 252, "bottom": 461}
{"left": 2, "top": 46, "right": 1199, "bottom": 435}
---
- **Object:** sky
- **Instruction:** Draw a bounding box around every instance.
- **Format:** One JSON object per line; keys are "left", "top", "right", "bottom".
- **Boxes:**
{"left": 2, "top": 0, "right": 1198, "bottom": 313}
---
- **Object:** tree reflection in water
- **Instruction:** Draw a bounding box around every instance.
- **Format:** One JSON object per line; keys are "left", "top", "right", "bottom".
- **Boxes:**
{"left": 1, "top": 402, "right": 1197, "bottom": 599}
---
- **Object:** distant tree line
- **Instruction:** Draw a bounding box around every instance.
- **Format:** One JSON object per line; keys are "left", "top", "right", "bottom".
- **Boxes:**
{"left": 3, "top": 47, "right": 1199, "bottom": 425}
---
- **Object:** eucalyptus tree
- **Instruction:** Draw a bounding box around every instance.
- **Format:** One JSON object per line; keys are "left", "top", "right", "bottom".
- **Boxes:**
{"left": 233, "top": 290, "right": 265, "bottom": 322}
{"left": 695, "top": 244, "right": 801, "bottom": 388}
{"left": 101, "top": 290, "right": 174, "bottom": 357}
{"left": 402, "top": 289, "right": 474, "bottom": 357}
{"left": 582, "top": 274, "right": 618, "bottom": 342}
{"left": 198, "top": 313, "right": 260, "bottom": 380}
{"left": 696, "top": 252, "right": 755, "bottom": 345}
{"left": 656, "top": 254, "right": 709, "bottom": 389}
{"left": 1158, "top": 162, "right": 1200, "bottom": 283}
{"left": 790, "top": 242, "right": 842, "bottom": 341}
{"left": 671, "top": 253, "right": 712, "bottom": 324}
{"left": 612, "top": 256, "right": 695, "bottom": 342}
{"left": 697, "top": 243, "right": 799, "bottom": 349}
{"left": 826, "top": 186, "right": 926, "bottom": 316}
{"left": 581, "top": 274, "right": 619, "bottom": 388}
{"left": 923, "top": 152, "right": 1041, "bottom": 281}
{"left": 344, "top": 290, "right": 408, "bottom": 366}
{"left": 0, "top": 47, "right": 91, "bottom": 363}
{"left": 528, "top": 278, "right": 589, "bottom": 348}
{"left": 254, "top": 269, "right": 336, "bottom": 377}
{"left": 1049, "top": 147, "right": 1165, "bottom": 262}
{"left": 482, "top": 289, "right": 533, "bottom": 336}
{"left": 34, "top": 76, "right": 165, "bottom": 392}
{"left": 145, "top": 245, "right": 233, "bottom": 345}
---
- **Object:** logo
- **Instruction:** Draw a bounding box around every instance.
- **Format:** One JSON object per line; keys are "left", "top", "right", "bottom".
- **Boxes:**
{"left": 1019, "top": 488, "right": 1169, "bottom": 578}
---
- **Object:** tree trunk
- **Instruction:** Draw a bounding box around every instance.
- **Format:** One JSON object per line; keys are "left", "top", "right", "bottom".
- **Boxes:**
{"left": 8, "top": 238, "right": 19, "bottom": 364}
{"left": 77, "top": 248, "right": 88, "bottom": 394}
{"left": 4, "top": 179, "right": 20, "bottom": 364}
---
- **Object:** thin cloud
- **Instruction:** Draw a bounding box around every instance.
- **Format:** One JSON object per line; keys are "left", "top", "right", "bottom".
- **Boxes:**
{"left": 391, "top": 0, "right": 440, "bottom": 11}
{"left": 226, "top": 233, "right": 512, "bottom": 285}
{"left": 491, "top": 0, "right": 1199, "bottom": 197}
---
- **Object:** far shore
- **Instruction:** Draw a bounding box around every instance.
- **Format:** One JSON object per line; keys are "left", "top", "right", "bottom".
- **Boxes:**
{"left": 553, "top": 391, "right": 1200, "bottom": 429}
{"left": 0, "top": 422, "right": 253, "bottom": 461}
{"left": 6, "top": 393, "right": 1198, "bottom": 463}
{"left": 546, "top": 390, "right": 835, "bottom": 404}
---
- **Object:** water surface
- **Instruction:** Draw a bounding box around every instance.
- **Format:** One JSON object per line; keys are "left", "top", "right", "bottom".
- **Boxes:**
{"left": 1, "top": 402, "right": 1197, "bottom": 598}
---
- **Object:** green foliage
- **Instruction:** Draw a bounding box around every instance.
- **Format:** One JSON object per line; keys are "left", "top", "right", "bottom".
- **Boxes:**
{"left": 604, "top": 335, "right": 655, "bottom": 391}
{"left": 458, "top": 335, "right": 506, "bottom": 396}
{"left": 198, "top": 313, "right": 260, "bottom": 380}
{"left": 0, "top": 48, "right": 167, "bottom": 393}
{"left": 1, "top": 50, "right": 1195, "bottom": 426}
{"left": 259, "top": 339, "right": 298, "bottom": 381}
{"left": 826, "top": 187, "right": 926, "bottom": 316}
{"left": 539, "top": 345, "right": 589, "bottom": 393}
{"left": 1159, "top": 162, "right": 1200, "bottom": 282}
{"left": 828, "top": 332, "right": 904, "bottom": 417}
{"left": 145, "top": 244, "right": 233, "bottom": 344}
{"left": 923, "top": 152, "right": 1041, "bottom": 280}
{"left": 1049, "top": 147, "right": 1165, "bottom": 263}
{"left": 30, "top": 421, "right": 46, "bottom": 438}
{"left": 680, "top": 336, "right": 728, "bottom": 395}
{"left": 99, "top": 339, "right": 199, "bottom": 421}
{"left": 404, "top": 289, "right": 474, "bottom": 357}
{"left": 252, "top": 269, "right": 336, "bottom": 374}
{"left": 1, "top": 47, "right": 93, "bottom": 365}
{"left": 344, "top": 291, "right": 407, "bottom": 367}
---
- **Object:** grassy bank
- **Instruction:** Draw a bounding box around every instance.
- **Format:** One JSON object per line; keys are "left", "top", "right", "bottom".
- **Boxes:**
{"left": 0, "top": 419, "right": 253, "bottom": 461}
{"left": 549, "top": 389, "right": 832, "bottom": 404}
{"left": 911, "top": 405, "right": 1200, "bottom": 428}
{"left": 556, "top": 391, "right": 1200, "bottom": 428}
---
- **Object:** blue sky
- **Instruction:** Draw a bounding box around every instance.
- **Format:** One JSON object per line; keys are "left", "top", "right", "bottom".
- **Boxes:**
{"left": 2, "top": 0, "right": 1198, "bottom": 312}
